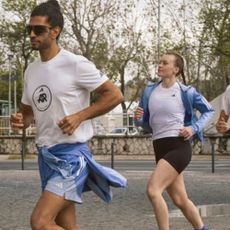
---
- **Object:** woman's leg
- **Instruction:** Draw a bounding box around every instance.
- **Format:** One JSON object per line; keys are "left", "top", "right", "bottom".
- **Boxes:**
{"left": 167, "top": 173, "right": 204, "bottom": 229}
{"left": 146, "top": 159, "right": 179, "bottom": 230}
{"left": 30, "top": 190, "right": 77, "bottom": 230}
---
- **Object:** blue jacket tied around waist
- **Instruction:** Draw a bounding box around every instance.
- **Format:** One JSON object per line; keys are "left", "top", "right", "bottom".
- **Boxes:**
{"left": 135, "top": 81, "right": 214, "bottom": 142}
{"left": 37, "top": 143, "right": 127, "bottom": 203}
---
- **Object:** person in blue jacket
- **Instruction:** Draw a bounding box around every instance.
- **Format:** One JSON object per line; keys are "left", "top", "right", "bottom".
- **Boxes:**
{"left": 135, "top": 51, "right": 214, "bottom": 230}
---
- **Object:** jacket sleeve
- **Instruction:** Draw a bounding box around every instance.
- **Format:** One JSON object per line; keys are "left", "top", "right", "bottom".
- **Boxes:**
{"left": 190, "top": 88, "right": 215, "bottom": 134}
{"left": 134, "top": 91, "right": 145, "bottom": 127}
{"left": 134, "top": 88, "right": 152, "bottom": 133}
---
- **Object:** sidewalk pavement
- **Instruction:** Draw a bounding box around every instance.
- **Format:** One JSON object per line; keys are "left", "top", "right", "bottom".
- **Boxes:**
{"left": 1, "top": 153, "right": 230, "bottom": 161}
{"left": 0, "top": 155, "right": 230, "bottom": 230}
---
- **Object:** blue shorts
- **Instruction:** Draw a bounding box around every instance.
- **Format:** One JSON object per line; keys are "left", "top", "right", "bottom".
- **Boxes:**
{"left": 37, "top": 143, "right": 127, "bottom": 203}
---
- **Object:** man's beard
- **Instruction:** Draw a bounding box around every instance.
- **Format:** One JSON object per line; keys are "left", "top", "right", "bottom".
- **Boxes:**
{"left": 31, "top": 46, "right": 39, "bottom": 50}
{"left": 30, "top": 40, "right": 49, "bottom": 51}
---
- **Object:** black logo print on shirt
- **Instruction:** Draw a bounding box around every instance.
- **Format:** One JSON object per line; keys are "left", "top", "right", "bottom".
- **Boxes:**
{"left": 32, "top": 85, "right": 52, "bottom": 111}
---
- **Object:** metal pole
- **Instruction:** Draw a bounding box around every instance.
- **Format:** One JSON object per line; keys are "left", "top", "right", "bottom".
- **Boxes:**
{"left": 8, "top": 54, "right": 13, "bottom": 136}
{"left": 8, "top": 55, "right": 13, "bottom": 116}
{"left": 14, "top": 80, "right": 17, "bottom": 113}
{"left": 21, "top": 129, "right": 26, "bottom": 170}
{"left": 157, "top": 0, "right": 161, "bottom": 61}
{"left": 210, "top": 137, "right": 215, "bottom": 173}
{"left": 183, "top": 0, "right": 186, "bottom": 46}
{"left": 111, "top": 140, "right": 114, "bottom": 169}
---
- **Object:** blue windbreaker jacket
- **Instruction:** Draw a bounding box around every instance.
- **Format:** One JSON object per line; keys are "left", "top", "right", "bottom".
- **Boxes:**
{"left": 135, "top": 81, "right": 215, "bottom": 142}
{"left": 37, "top": 143, "right": 127, "bottom": 203}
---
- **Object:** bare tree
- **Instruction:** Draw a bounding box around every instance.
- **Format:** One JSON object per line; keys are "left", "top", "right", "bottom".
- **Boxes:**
{"left": 60, "top": 0, "right": 154, "bottom": 121}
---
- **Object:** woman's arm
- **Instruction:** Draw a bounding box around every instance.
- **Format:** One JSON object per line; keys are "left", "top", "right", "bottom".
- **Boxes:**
{"left": 191, "top": 89, "right": 215, "bottom": 134}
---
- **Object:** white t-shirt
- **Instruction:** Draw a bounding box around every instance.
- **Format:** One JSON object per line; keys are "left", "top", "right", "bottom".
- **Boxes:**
{"left": 221, "top": 85, "right": 230, "bottom": 116}
{"left": 148, "top": 82, "right": 185, "bottom": 140}
{"left": 22, "top": 49, "right": 108, "bottom": 147}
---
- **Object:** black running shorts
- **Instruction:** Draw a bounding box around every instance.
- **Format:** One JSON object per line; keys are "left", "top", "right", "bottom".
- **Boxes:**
{"left": 153, "top": 137, "right": 192, "bottom": 173}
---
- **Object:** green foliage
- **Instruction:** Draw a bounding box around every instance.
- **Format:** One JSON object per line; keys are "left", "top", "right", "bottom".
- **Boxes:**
{"left": 3, "top": 0, "right": 36, "bottom": 13}
{"left": 1, "top": 0, "right": 36, "bottom": 48}
{"left": 0, "top": 76, "right": 8, "bottom": 100}
{"left": 0, "top": 0, "right": 37, "bottom": 104}
{"left": 198, "top": 0, "right": 230, "bottom": 97}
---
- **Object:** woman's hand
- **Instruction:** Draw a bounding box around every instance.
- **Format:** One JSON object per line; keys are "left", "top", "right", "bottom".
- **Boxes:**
{"left": 134, "top": 107, "right": 144, "bottom": 120}
{"left": 179, "top": 126, "right": 193, "bottom": 140}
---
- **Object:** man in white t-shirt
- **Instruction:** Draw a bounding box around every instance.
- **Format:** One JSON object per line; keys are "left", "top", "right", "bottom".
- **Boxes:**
{"left": 216, "top": 85, "right": 230, "bottom": 133}
{"left": 10, "top": 1, "right": 127, "bottom": 229}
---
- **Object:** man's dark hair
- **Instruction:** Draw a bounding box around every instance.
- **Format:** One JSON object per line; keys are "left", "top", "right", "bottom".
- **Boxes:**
{"left": 31, "top": 0, "right": 64, "bottom": 40}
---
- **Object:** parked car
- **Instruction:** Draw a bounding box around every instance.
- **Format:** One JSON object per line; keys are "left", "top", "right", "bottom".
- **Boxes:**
{"left": 106, "top": 127, "right": 139, "bottom": 136}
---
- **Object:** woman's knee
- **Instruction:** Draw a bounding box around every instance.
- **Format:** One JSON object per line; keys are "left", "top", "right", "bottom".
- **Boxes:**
{"left": 146, "top": 184, "right": 161, "bottom": 201}
{"left": 171, "top": 196, "right": 183, "bottom": 209}
{"left": 171, "top": 195, "right": 190, "bottom": 210}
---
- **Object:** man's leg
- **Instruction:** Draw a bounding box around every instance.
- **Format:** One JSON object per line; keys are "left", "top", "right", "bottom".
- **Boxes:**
{"left": 30, "top": 190, "right": 77, "bottom": 230}
{"left": 56, "top": 202, "right": 77, "bottom": 230}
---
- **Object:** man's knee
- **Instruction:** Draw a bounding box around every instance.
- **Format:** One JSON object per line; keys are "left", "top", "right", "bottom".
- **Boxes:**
{"left": 30, "top": 212, "right": 47, "bottom": 230}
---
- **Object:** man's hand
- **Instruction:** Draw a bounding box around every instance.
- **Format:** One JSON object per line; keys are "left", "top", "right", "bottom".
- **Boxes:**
{"left": 216, "top": 116, "right": 229, "bottom": 134}
{"left": 216, "top": 110, "right": 229, "bottom": 134}
{"left": 58, "top": 113, "right": 82, "bottom": 135}
{"left": 134, "top": 107, "right": 144, "bottom": 120}
{"left": 58, "top": 80, "right": 123, "bottom": 136}
{"left": 179, "top": 126, "right": 193, "bottom": 140}
{"left": 10, "top": 113, "right": 24, "bottom": 132}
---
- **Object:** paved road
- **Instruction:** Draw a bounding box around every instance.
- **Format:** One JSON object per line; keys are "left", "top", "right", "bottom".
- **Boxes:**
{"left": 0, "top": 155, "right": 230, "bottom": 229}
{"left": 0, "top": 170, "right": 230, "bottom": 230}
{"left": 0, "top": 159, "right": 230, "bottom": 173}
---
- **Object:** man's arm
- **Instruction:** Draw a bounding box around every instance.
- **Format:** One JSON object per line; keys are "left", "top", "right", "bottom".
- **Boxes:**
{"left": 216, "top": 110, "right": 229, "bottom": 134}
{"left": 58, "top": 80, "right": 124, "bottom": 135}
{"left": 10, "top": 103, "right": 34, "bottom": 131}
{"left": 88, "top": 80, "right": 124, "bottom": 118}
